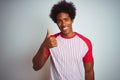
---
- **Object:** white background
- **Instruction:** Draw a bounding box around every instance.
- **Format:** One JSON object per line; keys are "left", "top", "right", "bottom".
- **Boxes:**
{"left": 0, "top": 0, "right": 120, "bottom": 80}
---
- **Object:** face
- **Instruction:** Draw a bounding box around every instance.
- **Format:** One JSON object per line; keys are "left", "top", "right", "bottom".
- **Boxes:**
{"left": 56, "top": 12, "right": 74, "bottom": 37}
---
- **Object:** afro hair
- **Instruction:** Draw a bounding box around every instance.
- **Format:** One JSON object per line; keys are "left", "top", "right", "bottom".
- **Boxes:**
{"left": 49, "top": 0, "right": 76, "bottom": 23}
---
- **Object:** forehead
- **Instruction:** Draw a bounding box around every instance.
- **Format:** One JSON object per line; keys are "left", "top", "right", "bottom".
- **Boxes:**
{"left": 57, "top": 12, "right": 70, "bottom": 19}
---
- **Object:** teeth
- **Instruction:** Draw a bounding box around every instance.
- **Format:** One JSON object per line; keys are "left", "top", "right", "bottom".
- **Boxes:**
{"left": 63, "top": 27, "right": 68, "bottom": 30}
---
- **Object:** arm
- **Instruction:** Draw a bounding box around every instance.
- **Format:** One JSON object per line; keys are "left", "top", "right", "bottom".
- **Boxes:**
{"left": 84, "top": 62, "right": 94, "bottom": 80}
{"left": 32, "top": 43, "right": 49, "bottom": 71}
{"left": 32, "top": 29, "right": 57, "bottom": 71}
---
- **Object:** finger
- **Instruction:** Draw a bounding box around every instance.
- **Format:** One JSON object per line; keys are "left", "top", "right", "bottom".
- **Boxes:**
{"left": 46, "top": 28, "right": 50, "bottom": 38}
{"left": 52, "top": 38, "right": 57, "bottom": 42}
{"left": 53, "top": 41, "right": 58, "bottom": 47}
{"left": 49, "top": 36, "right": 55, "bottom": 40}
{"left": 52, "top": 39, "right": 58, "bottom": 46}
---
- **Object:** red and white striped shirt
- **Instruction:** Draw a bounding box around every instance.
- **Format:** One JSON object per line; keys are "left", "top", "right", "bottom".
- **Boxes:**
{"left": 45, "top": 32, "right": 93, "bottom": 80}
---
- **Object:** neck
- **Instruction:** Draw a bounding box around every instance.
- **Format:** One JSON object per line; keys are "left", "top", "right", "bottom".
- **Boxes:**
{"left": 61, "top": 32, "right": 75, "bottom": 38}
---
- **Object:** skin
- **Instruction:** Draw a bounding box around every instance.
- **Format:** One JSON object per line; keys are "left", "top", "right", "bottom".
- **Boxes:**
{"left": 32, "top": 12, "right": 94, "bottom": 80}
{"left": 32, "top": 29, "right": 57, "bottom": 71}
{"left": 56, "top": 12, "right": 75, "bottom": 37}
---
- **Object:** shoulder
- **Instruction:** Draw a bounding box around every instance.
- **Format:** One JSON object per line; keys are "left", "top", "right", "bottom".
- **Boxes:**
{"left": 75, "top": 32, "right": 92, "bottom": 47}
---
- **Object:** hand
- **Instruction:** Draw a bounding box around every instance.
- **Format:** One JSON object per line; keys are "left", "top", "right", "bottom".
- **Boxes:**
{"left": 42, "top": 29, "right": 57, "bottom": 49}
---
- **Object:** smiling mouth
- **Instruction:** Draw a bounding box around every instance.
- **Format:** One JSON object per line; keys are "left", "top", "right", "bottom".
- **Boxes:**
{"left": 63, "top": 27, "right": 68, "bottom": 30}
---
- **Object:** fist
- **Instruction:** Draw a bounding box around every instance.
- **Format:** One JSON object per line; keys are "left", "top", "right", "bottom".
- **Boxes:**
{"left": 43, "top": 29, "right": 57, "bottom": 48}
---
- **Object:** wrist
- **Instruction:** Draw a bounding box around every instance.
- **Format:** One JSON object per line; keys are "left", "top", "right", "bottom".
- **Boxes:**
{"left": 41, "top": 42, "right": 50, "bottom": 57}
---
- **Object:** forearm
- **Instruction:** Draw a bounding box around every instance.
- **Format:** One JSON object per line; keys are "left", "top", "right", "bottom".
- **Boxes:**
{"left": 32, "top": 43, "right": 49, "bottom": 71}
{"left": 85, "top": 70, "right": 94, "bottom": 80}
{"left": 32, "top": 29, "right": 57, "bottom": 71}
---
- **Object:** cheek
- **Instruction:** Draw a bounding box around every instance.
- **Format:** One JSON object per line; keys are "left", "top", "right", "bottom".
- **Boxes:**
{"left": 67, "top": 21, "right": 72, "bottom": 26}
{"left": 67, "top": 23, "right": 72, "bottom": 28}
{"left": 57, "top": 25, "right": 61, "bottom": 30}
{"left": 57, "top": 23, "right": 62, "bottom": 28}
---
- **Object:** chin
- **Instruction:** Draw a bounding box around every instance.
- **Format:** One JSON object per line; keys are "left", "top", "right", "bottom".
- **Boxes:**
{"left": 62, "top": 31, "right": 69, "bottom": 36}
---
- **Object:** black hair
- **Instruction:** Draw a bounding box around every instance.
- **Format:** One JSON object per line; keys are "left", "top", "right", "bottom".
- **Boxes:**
{"left": 49, "top": 0, "right": 76, "bottom": 23}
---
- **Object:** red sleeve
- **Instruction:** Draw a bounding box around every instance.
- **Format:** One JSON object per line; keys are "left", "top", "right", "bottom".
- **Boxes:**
{"left": 45, "top": 32, "right": 60, "bottom": 57}
{"left": 45, "top": 48, "right": 50, "bottom": 56}
{"left": 83, "top": 39, "right": 94, "bottom": 63}
{"left": 76, "top": 32, "right": 94, "bottom": 63}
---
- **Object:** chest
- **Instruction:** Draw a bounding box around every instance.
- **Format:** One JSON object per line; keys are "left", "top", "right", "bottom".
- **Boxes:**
{"left": 50, "top": 36, "right": 88, "bottom": 62}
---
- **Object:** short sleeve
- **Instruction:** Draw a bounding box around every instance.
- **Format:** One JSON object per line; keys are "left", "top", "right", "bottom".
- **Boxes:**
{"left": 44, "top": 32, "right": 60, "bottom": 57}
{"left": 83, "top": 40, "right": 94, "bottom": 63}
{"left": 45, "top": 48, "right": 50, "bottom": 56}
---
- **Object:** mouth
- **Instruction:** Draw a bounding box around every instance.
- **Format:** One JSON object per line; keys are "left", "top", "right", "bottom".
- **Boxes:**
{"left": 62, "top": 27, "right": 68, "bottom": 30}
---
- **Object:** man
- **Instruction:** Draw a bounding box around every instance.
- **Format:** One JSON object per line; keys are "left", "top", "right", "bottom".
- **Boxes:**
{"left": 32, "top": 1, "right": 94, "bottom": 80}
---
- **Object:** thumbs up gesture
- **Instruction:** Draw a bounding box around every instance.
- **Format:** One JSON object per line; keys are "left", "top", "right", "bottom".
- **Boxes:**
{"left": 42, "top": 29, "right": 57, "bottom": 49}
{"left": 46, "top": 29, "right": 51, "bottom": 38}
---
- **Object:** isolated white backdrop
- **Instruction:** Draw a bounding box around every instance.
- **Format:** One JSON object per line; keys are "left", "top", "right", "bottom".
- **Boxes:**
{"left": 0, "top": 0, "right": 120, "bottom": 80}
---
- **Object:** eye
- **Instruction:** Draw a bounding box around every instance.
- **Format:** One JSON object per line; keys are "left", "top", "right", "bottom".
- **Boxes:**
{"left": 64, "top": 18, "right": 69, "bottom": 22}
{"left": 57, "top": 19, "right": 61, "bottom": 24}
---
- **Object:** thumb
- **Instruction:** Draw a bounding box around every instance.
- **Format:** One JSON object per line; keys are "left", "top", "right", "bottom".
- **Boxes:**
{"left": 46, "top": 28, "right": 50, "bottom": 38}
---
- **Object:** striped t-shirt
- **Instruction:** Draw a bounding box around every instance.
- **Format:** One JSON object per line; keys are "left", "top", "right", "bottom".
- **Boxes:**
{"left": 45, "top": 32, "right": 94, "bottom": 80}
